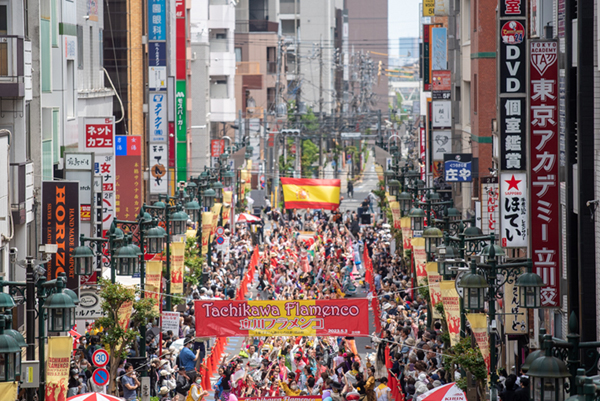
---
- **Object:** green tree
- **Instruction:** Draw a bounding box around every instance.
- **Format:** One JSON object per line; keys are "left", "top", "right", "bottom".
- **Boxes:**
{"left": 301, "top": 139, "right": 319, "bottom": 177}
{"left": 184, "top": 236, "right": 205, "bottom": 288}
{"left": 93, "top": 278, "right": 159, "bottom": 395}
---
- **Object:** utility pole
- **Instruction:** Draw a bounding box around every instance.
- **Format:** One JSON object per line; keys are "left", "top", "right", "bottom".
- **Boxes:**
{"left": 319, "top": 38, "right": 324, "bottom": 178}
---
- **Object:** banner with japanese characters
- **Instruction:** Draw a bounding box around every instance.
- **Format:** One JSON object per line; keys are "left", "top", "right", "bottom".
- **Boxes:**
{"left": 426, "top": 262, "right": 443, "bottom": 319}
{"left": 444, "top": 153, "right": 472, "bottom": 182}
{"left": 222, "top": 191, "right": 232, "bottom": 223}
{"left": 500, "top": 173, "right": 528, "bottom": 247}
{"left": 117, "top": 299, "right": 133, "bottom": 330}
{"left": 480, "top": 177, "right": 499, "bottom": 235}
{"left": 45, "top": 337, "right": 73, "bottom": 401}
{"left": 504, "top": 279, "right": 528, "bottom": 334}
{"left": 466, "top": 313, "right": 491, "bottom": 374}
{"left": 411, "top": 237, "right": 427, "bottom": 285}
{"left": 81, "top": 117, "right": 115, "bottom": 151}
{"left": 401, "top": 217, "right": 413, "bottom": 251}
{"left": 500, "top": 97, "right": 526, "bottom": 170}
{"left": 145, "top": 260, "right": 162, "bottom": 313}
{"left": 201, "top": 212, "right": 214, "bottom": 255}
{"left": 529, "top": 40, "right": 560, "bottom": 307}
{"left": 390, "top": 201, "right": 401, "bottom": 229}
{"left": 115, "top": 135, "right": 142, "bottom": 221}
{"left": 194, "top": 299, "right": 369, "bottom": 337}
{"left": 171, "top": 241, "right": 185, "bottom": 294}
{"left": 440, "top": 280, "right": 461, "bottom": 346}
{"left": 149, "top": 144, "right": 168, "bottom": 194}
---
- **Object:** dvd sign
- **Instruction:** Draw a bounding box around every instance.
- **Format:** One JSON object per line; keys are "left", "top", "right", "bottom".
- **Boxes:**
{"left": 500, "top": 21, "right": 526, "bottom": 94}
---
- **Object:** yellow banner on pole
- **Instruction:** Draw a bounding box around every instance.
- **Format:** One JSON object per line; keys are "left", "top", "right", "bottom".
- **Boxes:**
{"left": 45, "top": 336, "right": 73, "bottom": 400}
{"left": 0, "top": 382, "right": 17, "bottom": 401}
{"left": 401, "top": 217, "right": 413, "bottom": 250}
{"left": 171, "top": 241, "right": 185, "bottom": 294}
{"left": 467, "top": 313, "right": 491, "bottom": 375}
{"left": 440, "top": 280, "right": 461, "bottom": 346}
{"left": 223, "top": 191, "right": 232, "bottom": 222}
{"left": 211, "top": 203, "right": 222, "bottom": 235}
{"left": 118, "top": 299, "right": 133, "bottom": 330}
{"left": 146, "top": 260, "right": 162, "bottom": 313}
{"left": 201, "top": 212, "right": 214, "bottom": 255}
{"left": 411, "top": 237, "right": 427, "bottom": 285}
{"left": 390, "top": 201, "right": 401, "bottom": 229}
{"left": 426, "top": 262, "right": 442, "bottom": 319}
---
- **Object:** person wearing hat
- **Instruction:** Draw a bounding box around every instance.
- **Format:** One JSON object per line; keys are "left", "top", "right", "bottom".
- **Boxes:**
{"left": 176, "top": 366, "right": 192, "bottom": 398}
{"left": 159, "top": 386, "right": 171, "bottom": 401}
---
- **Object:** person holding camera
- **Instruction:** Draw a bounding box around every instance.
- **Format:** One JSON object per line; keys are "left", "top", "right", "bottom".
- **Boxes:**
{"left": 121, "top": 363, "right": 141, "bottom": 401}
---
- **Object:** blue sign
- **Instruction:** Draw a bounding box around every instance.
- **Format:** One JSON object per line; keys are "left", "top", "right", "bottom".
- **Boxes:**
{"left": 431, "top": 27, "right": 448, "bottom": 70}
{"left": 216, "top": 236, "right": 225, "bottom": 245}
{"left": 150, "top": 42, "right": 167, "bottom": 67}
{"left": 444, "top": 153, "right": 472, "bottom": 182}
{"left": 115, "top": 136, "right": 127, "bottom": 156}
{"left": 92, "top": 367, "right": 110, "bottom": 387}
{"left": 148, "top": 0, "right": 166, "bottom": 41}
{"left": 149, "top": 93, "right": 167, "bottom": 142}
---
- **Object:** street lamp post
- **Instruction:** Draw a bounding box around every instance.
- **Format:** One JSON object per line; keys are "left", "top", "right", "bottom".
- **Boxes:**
{"left": 459, "top": 244, "right": 543, "bottom": 399}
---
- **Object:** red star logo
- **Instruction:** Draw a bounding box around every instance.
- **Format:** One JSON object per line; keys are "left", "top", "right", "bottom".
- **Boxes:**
{"left": 505, "top": 175, "right": 522, "bottom": 191}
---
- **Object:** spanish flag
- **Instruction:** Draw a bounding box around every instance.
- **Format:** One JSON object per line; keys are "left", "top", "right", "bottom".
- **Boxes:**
{"left": 281, "top": 178, "right": 341, "bottom": 210}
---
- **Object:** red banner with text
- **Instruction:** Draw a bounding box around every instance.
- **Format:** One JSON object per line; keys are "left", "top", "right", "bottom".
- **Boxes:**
{"left": 194, "top": 299, "right": 370, "bottom": 337}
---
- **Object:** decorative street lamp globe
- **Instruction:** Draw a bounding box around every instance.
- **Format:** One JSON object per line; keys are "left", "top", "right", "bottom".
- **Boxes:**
{"left": 427, "top": 190, "right": 441, "bottom": 204}
{"left": 408, "top": 207, "right": 426, "bottom": 232}
{"left": 528, "top": 335, "right": 570, "bottom": 401}
{"left": 445, "top": 206, "right": 461, "bottom": 221}
{"left": 481, "top": 243, "right": 506, "bottom": 259}
{"left": 185, "top": 200, "right": 201, "bottom": 223}
{"left": 114, "top": 243, "right": 140, "bottom": 276}
{"left": 211, "top": 181, "right": 224, "bottom": 200}
{"left": 436, "top": 242, "right": 458, "bottom": 278}
{"left": 460, "top": 266, "right": 488, "bottom": 312}
{"left": 415, "top": 179, "right": 425, "bottom": 190}
{"left": 388, "top": 180, "right": 400, "bottom": 198}
{"left": 219, "top": 152, "right": 229, "bottom": 164}
{"left": 72, "top": 243, "right": 95, "bottom": 276}
{"left": 44, "top": 288, "right": 77, "bottom": 333}
{"left": 0, "top": 315, "right": 21, "bottom": 382}
{"left": 222, "top": 170, "right": 235, "bottom": 187}
{"left": 153, "top": 200, "right": 167, "bottom": 209}
{"left": 203, "top": 188, "right": 216, "bottom": 209}
{"left": 423, "top": 226, "right": 443, "bottom": 256}
{"left": 398, "top": 191, "right": 413, "bottom": 215}
{"left": 463, "top": 224, "right": 484, "bottom": 238}
{"left": 245, "top": 146, "right": 254, "bottom": 160}
{"left": 169, "top": 210, "right": 189, "bottom": 236}
{"left": 0, "top": 291, "right": 15, "bottom": 311}
{"left": 186, "top": 182, "right": 197, "bottom": 200}
{"left": 516, "top": 270, "right": 545, "bottom": 309}
{"left": 145, "top": 226, "right": 166, "bottom": 254}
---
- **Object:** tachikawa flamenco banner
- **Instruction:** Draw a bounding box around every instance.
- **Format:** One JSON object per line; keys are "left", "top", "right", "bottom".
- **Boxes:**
{"left": 281, "top": 178, "right": 341, "bottom": 210}
{"left": 195, "top": 299, "right": 369, "bottom": 337}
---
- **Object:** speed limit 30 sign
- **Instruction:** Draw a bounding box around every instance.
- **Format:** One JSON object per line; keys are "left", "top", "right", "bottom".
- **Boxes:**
{"left": 92, "top": 349, "right": 110, "bottom": 368}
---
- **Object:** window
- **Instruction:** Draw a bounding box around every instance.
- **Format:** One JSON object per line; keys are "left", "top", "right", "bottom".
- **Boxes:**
{"left": 472, "top": 0, "right": 477, "bottom": 32}
{"left": 41, "top": 19, "right": 51, "bottom": 91}
{"left": 235, "top": 47, "right": 242, "bottom": 62}
{"left": 216, "top": 33, "right": 226, "bottom": 39}
{"left": 42, "top": 108, "right": 53, "bottom": 180}
{"left": 52, "top": 109, "right": 59, "bottom": 163}
{"left": 0, "top": 5, "right": 7, "bottom": 34}
{"left": 51, "top": 0, "right": 58, "bottom": 46}
{"left": 66, "top": 60, "right": 75, "bottom": 117}
{"left": 77, "top": 25, "right": 83, "bottom": 69}
{"left": 0, "top": 5, "right": 7, "bottom": 76}
{"left": 267, "top": 47, "right": 276, "bottom": 74}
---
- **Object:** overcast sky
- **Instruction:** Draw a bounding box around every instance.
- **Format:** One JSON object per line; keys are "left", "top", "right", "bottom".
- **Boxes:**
{"left": 388, "top": 0, "right": 421, "bottom": 55}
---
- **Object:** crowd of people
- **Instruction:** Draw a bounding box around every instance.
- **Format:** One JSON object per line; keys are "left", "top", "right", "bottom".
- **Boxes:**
{"left": 60, "top": 194, "right": 531, "bottom": 401}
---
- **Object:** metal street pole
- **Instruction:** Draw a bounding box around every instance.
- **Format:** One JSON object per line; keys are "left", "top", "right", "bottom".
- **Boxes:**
{"left": 26, "top": 257, "right": 35, "bottom": 401}
{"left": 165, "top": 211, "right": 172, "bottom": 311}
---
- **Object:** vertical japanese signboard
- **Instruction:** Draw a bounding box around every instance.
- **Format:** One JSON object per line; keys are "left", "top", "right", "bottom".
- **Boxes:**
{"left": 64, "top": 152, "right": 94, "bottom": 236}
{"left": 500, "top": 173, "right": 528, "bottom": 247}
{"left": 480, "top": 177, "right": 499, "bottom": 236}
{"left": 80, "top": 117, "right": 115, "bottom": 233}
{"left": 115, "top": 136, "right": 143, "bottom": 221}
{"left": 42, "top": 181, "right": 79, "bottom": 289}
{"left": 176, "top": 80, "right": 187, "bottom": 182}
{"left": 529, "top": 40, "right": 559, "bottom": 307}
{"left": 149, "top": 0, "right": 168, "bottom": 194}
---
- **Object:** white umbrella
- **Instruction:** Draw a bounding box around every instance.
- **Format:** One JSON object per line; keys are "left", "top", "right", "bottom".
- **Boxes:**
{"left": 416, "top": 382, "right": 467, "bottom": 401}
{"left": 235, "top": 213, "right": 261, "bottom": 223}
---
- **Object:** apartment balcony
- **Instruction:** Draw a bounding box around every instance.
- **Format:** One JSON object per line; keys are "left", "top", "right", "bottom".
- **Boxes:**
{"left": 249, "top": 20, "right": 279, "bottom": 33}
{"left": 208, "top": 4, "right": 235, "bottom": 30}
{"left": 0, "top": 36, "right": 31, "bottom": 98}
{"left": 236, "top": 62, "right": 260, "bottom": 75}
{"left": 10, "top": 161, "right": 34, "bottom": 225}
{"left": 210, "top": 38, "right": 229, "bottom": 53}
